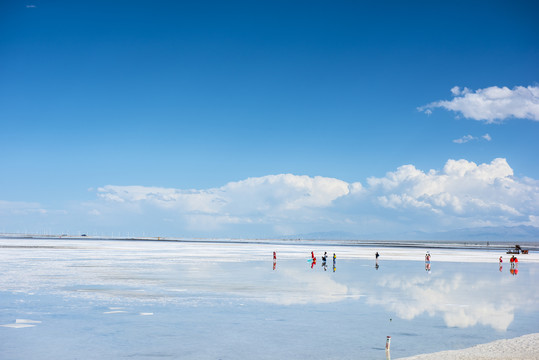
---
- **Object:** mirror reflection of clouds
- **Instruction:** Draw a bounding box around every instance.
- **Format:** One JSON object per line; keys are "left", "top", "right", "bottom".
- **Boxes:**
{"left": 366, "top": 271, "right": 539, "bottom": 331}
{"left": 0, "top": 240, "right": 360, "bottom": 306}
{"left": 1, "top": 239, "right": 538, "bottom": 332}
{"left": 172, "top": 261, "right": 360, "bottom": 305}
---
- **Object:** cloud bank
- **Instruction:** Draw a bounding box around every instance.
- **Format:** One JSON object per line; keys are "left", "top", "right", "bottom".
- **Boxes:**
{"left": 97, "top": 174, "right": 362, "bottom": 219}
{"left": 419, "top": 85, "right": 539, "bottom": 123}
{"left": 89, "top": 158, "right": 539, "bottom": 236}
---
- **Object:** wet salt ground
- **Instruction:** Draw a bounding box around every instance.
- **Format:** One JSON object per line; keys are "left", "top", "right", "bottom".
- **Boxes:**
{"left": 1, "top": 239, "right": 538, "bottom": 359}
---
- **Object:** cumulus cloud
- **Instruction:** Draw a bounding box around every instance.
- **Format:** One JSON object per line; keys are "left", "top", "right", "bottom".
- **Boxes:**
{"left": 98, "top": 174, "right": 362, "bottom": 212}
{"left": 418, "top": 85, "right": 539, "bottom": 123}
{"left": 89, "top": 158, "right": 539, "bottom": 236}
{"left": 367, "top": 158, "right": 538, "bottom": 220}
{"left": 96, "top": 175, "right": 363, "bottom": 232}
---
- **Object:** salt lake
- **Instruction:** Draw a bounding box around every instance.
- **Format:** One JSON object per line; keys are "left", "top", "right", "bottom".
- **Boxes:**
{"left": 1, "top": 238, "right": 538, "bottom": 359}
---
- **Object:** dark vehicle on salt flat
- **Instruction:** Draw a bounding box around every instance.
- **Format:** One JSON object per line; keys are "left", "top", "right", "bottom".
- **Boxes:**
{"left": 507, "top": 244, "right": 529, "bottom": 254}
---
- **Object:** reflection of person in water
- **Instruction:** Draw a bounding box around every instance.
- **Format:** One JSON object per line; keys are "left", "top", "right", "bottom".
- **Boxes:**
{"left": 375, "top": 262, "right": 379, "bottom": 270}
{"left": 322, "top": 259, "right": 327, "bottom": 271}
{"left": 425, "top": 262, "right": 431, "bottom": 272}
{"left": 510, "top": 256, "right": 519, "bottom": 276}
{"left": 333, "top": 253, "right": 336, "bottom": 272}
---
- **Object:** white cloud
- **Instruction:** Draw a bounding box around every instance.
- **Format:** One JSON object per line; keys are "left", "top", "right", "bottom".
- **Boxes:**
{"left": 450, "top": 86, "right": 461, "bottom": 96}
{"left": 89, "top": 158, "right": 539, "bottom": 236}
{"left": 453, "top": 134, "right": 476, "bottom": 144}
{"left": 419, "top": 85, "right": 539, "bottom": 123}
{"left": 367, "top": 158, "right": 538, "bottom": 224}
{"left": 96, "top": 175, "right": 363, "bottom": 232}
{"left": 2, "top": 158, "right": 538, "bottom": 237}
{"left": 453, "top": 133, "right": 492, "bottom": 144}
{"left": 98, "top": 174, "right": 361, "bottom": 212}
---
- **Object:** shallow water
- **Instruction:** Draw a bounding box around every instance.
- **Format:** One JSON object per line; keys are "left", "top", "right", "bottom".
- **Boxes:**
{"left": 1, "top": 239, "right": 538, "bottom": 359}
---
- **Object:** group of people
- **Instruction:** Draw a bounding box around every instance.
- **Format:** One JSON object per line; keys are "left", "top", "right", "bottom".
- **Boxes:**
{"left": 499, "top": 255, "right": 519, "bottom": 266}
{"left": 510, "top": 255, "right": 519, "bottom": 266}
{"left": 510, "top": 255, "right": 519, "bottom": 276}
{"left": 276, "top": 250, "right": 523, "bottom": 276}
{"left": 498, "top": 255, "right": 520, "bottom": 275}
{"left": 310, "top": 251, "right": 336, "bottom": 271}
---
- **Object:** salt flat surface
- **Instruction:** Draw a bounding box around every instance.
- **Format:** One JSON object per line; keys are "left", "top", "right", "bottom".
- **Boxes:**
{"left": 397, "top": 333, "right": 539, "bottom": 359}
{"left": 1, "top": 238, "right": 538, "bottom": 359}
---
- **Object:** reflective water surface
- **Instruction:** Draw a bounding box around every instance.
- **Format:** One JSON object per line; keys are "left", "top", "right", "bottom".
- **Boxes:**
{"left": 1, "top": 239, "right": 538, "bottom": 359}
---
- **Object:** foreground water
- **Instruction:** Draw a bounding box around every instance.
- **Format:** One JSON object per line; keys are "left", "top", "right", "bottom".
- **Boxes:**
{"left": 1, "top": 239, "right": 538, "bottom": 359}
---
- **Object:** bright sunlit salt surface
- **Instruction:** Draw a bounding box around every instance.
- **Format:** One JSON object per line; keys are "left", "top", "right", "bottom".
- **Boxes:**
{"left": 1, "top": 239, "right": 538, "bottom": 359}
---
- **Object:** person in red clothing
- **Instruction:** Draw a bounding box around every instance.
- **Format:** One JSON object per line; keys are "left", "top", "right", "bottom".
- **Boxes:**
{"left": 510, "top": 255, "right": 519, "bottom": 269}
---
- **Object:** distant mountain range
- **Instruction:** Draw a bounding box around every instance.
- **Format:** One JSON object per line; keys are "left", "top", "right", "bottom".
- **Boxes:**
{"left": 284, "top": 225, "right": 539, "bottom": 242}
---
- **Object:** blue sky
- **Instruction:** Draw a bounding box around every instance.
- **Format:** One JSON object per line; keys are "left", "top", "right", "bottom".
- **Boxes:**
{"left": 1, "top": 1, "right": 538, "bottom": 237}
